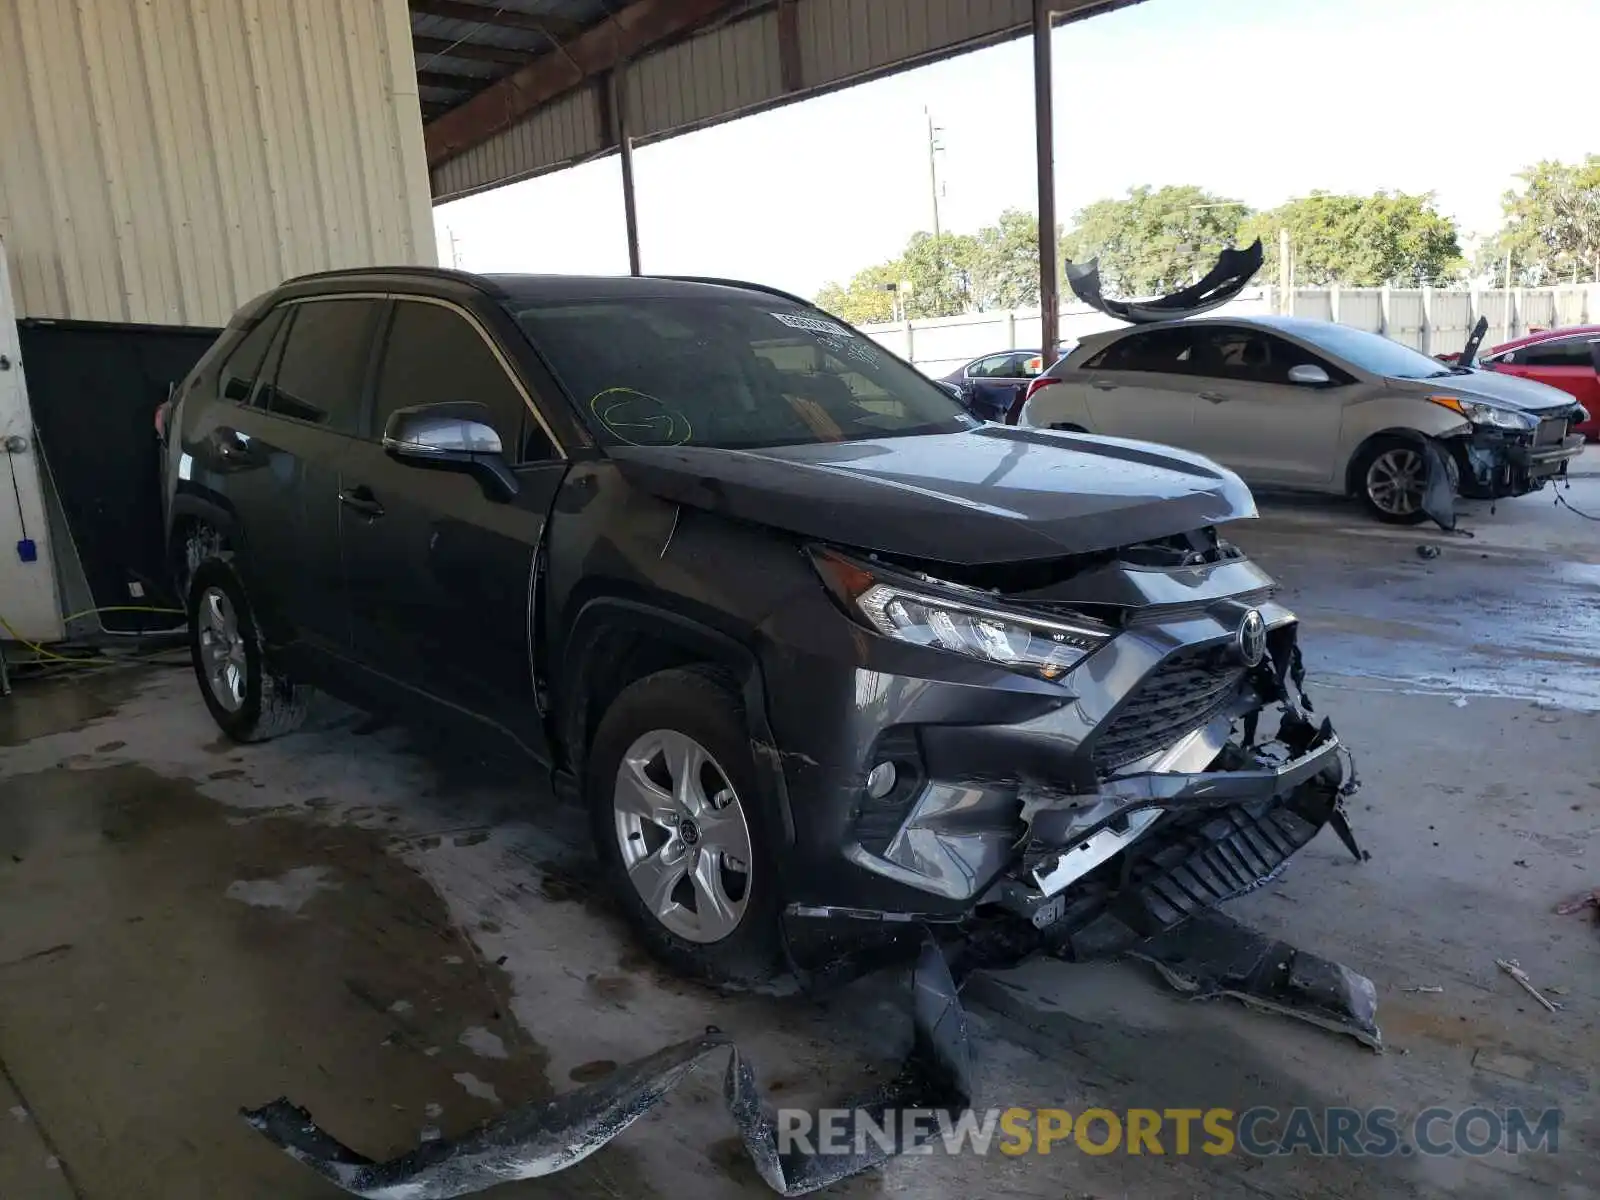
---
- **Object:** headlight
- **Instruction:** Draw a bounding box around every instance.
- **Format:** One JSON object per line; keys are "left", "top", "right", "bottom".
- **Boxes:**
{"left": 811, "top": 549, "right": 1111, "bottom": 681}
{"left": 1427, "top": 395, "right": 1537, "bottom": 430}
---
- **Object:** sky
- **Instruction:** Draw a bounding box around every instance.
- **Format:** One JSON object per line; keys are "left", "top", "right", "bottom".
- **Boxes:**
{"left": 435, "top": 0, "right": 1599, "bottom": 300}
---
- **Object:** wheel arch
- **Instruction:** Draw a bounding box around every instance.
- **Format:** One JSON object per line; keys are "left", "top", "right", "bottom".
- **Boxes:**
{"left": 1342, "top": 426, "right": 1440, "bottom": 496}
{"left": 1019, "top": 380, "right": 1093, "bottom": 430}
{"left": 556, "top": 598, "right": 795, "bottom": 846}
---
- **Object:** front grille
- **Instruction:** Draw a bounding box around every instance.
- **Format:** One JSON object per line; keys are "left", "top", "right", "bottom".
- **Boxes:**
{"left": 1535, "top": 417, "right": 1568, "bottom": 447}
{"left": 1090, "top": 644, "right": 1245, "bottom": 774}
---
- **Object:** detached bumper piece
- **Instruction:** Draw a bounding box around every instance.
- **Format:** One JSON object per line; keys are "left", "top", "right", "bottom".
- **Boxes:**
{"left": 242, "top": 939, "right": 972, "bottom": 1200}
{"left": 1129, "top": 909, "right": 1382, "bottom": 1051}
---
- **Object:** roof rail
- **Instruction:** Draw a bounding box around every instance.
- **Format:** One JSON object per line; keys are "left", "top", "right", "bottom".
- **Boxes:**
{"left": 652, "top": 275, "right": 815, "bottom": 309}
{"left": 280, "top": 265, "right": 505, "bottom": 297}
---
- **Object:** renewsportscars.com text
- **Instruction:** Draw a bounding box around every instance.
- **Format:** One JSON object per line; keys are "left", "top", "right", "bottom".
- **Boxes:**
{"left": 776, "top": 1105, "right": 1561, "bottom": 1158}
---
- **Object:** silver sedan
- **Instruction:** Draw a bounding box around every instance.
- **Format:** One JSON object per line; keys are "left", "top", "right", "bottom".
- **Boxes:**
{"left": 1020, "top": 315, "right": 1587, "bottom": 524}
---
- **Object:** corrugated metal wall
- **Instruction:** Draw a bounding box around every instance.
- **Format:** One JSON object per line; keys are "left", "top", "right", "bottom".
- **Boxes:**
{"left": 0, "top": 0, "right": 435, "bottom": 326}
{"left": 431, "top": 0, "right": 1121, "bottom": 202}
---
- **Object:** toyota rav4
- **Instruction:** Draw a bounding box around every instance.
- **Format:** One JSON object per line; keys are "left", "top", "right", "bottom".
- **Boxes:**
{"left": 162, "top": 268, "right": 1356, "bottom": 983}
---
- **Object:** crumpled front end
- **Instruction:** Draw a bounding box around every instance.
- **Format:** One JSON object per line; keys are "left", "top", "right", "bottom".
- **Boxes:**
{"left": 769, "top": 532, "right": 1359, "bottom": 974}
{"left": 983, "top": 620, "right": 1358, "bottom": 958}
{"left": 1446, "top": 416, "right": 1586, "bottom": 501}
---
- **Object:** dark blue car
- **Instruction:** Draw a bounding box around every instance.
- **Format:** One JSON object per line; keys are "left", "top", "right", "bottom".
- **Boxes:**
{"left": 939, "top": 347, "right": 1070, "bottom": 422}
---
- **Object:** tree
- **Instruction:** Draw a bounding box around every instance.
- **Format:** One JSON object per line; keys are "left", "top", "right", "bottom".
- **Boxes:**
{"left": 1058, "top": 185, "right": 1250, "bottom": 297}
{"left": 1242, "top": 191, "right": 1464, "bottom": 287}
{"left": 815, "top": 229, "right": 986, "bottom": 324}
{"left": 1482, "top": 156, "right": 1600, "bottom": 284}
{"left": 970, "top": 208, "right": 1043, "bottom": 311}
{"left": 815, "top": 261, "right": 902, "bottom": 326}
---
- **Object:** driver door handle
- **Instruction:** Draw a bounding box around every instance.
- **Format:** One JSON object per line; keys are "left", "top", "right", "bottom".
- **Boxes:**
{"left": 1199, "top": 391, "right": 1230, "bottom": 404}
{"left": 1090, "top": 379, "right": 1118, "bottom": 391}
{"left": 338, "top": 486, "right": 385, "bottom": 518}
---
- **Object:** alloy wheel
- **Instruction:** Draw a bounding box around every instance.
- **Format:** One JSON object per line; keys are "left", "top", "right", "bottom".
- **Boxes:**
{"left": 197, "top": 585, "right": 248, "bottom": 713}
{"left": 1365, "top": 447, "right": 1426, "bottom": 516}
{"left": 612, "top": 729, "right": 753, "bottom": 944}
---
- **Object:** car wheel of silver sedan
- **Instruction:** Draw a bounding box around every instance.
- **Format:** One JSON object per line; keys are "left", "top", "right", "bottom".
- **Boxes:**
{"left": 612, "top": 728, "right": 754, "bottom": 945}
{"left": 1367, "top": 447, "right": 1425, "bottom": 516}
{"left": 1353, "top": 435, "right": 1438, "bottom": 526}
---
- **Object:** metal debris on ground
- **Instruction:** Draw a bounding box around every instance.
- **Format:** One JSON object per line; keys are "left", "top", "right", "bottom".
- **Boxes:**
{"left": 1554, "top": 888, "right": 1600, "bottom": 918}
{"left": 1416, "top": 544, "right": 1441, "bottom": 560}
{"left": 1401, "top": 985, "right": 1444, "bottom": 994}
{"left": 1495, "top": 958, "right": 1561, "bottom": 1013}
{"left": 243, "top": 939, "right": 971, "bottom": 1199}
{"left": 1124, "top": 910, "right": 1382, "bottom": 1051}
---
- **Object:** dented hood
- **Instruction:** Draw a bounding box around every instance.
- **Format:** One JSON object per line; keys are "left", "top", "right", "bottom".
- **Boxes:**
{"left": 1067, "top": 240, "right": 1264, "bottom": 325}
{"left": 607, "top": 426, "right": 1256, "bottom": 565}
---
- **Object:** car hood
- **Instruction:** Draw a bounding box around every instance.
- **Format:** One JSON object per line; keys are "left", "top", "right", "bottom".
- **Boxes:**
{"left": 605, "top": 426, "right": 1257, "bottom": 565}
{"left": 1390, "top": 369, "right": 1581, "bottom": 414}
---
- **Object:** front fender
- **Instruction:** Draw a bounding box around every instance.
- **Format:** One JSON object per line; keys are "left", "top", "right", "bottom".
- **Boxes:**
{"left": 1338, "top": 398, "right": 1471, "bottom": 483}
{"left": 556, "top": 597, "right": 795, "bottom": 847}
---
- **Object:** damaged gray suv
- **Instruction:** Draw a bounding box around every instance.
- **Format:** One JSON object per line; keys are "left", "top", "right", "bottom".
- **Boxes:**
{"left": 163, "top": 268, "right": 1356, "bottom": 985}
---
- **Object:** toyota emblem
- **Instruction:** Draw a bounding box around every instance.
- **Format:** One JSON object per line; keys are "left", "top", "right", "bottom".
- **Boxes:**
{"left": 1237, "top": 609, "right": 1267, "bottom": 667}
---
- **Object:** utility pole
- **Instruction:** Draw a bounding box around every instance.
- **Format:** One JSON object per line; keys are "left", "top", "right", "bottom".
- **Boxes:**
{"left": 924, "top": 108, "right": 943, "bottom": 242}
{"left": 1278, "top": 228, "right": 1292, "bottom": 314}
{"left": 1032, "top": 0, "right": 1059, "bottom": 374}
{"left": 1503, "top": 249, "right": 1513, "bottom": 343}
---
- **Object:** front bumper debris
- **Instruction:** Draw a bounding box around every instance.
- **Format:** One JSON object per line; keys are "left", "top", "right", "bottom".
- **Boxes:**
{"left": 1129, "top": 908, "right": 1382, "bottom": 1050}
{"left": 244, "top": 939, "right": 972, "bottom": 1200}
{"left": 1450, "top": 425, "right": 1585, "bottom": 501}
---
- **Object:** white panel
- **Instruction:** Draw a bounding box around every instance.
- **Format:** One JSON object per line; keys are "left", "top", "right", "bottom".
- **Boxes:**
{"left": 0, "top": 0, "right": 434, "bottom": 325}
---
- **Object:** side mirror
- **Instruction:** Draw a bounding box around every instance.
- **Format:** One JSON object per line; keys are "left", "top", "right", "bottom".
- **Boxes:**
{"left": 383, "top": 402, "right": 519, "bottom": 502}
{"left": 1287, "top": 364, "right": 1332, "bottom": 386}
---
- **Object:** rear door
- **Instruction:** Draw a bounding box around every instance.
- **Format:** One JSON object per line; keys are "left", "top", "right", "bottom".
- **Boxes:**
{"left": 1179, "top": 325, "right": 1346, "bottom": 484}
{"left": 962, "top": 353, "right": 1030, "bottom": 420}
{"left": 338, "top": 297, "right": 567, "bottom": 755}
{"left": 202, "top": 296, "right": 381, "bottom": 659}
{"left": 1079, "top": 326, "right": 1202, "bottom": 445}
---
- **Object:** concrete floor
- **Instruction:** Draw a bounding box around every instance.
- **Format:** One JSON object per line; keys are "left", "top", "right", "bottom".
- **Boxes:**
{"left": 1, "top": 477, "right": 1597, "bottom": 1199}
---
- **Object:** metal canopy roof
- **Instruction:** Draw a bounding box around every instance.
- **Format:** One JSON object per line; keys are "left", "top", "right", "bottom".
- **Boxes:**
{"left": 412, "top": 0, "right": 1138, "bottom": 202}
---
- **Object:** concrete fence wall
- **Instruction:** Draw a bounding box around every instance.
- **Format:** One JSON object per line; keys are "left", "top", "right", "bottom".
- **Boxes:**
{"left": 861, "top": 284, "right": 1600, "bottom": 375}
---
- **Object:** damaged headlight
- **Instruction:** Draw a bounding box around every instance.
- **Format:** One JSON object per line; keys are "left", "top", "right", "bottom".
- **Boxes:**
{"left": 812, "top": 549, "right": 1111, "bottom": 681}
{"left": 1427, "top": 395, "right": 1537, "bottom": 430}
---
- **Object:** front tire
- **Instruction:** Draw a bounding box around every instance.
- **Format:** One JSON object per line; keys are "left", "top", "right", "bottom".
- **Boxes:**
{"left": 1353, "top": 435, "right": 1434, "bottom": 525}
{"left": 188, "top": 561, "right": 307, "bottom": 742}
{"left": 586, "top": 667, "right": 781, "bottom": 985}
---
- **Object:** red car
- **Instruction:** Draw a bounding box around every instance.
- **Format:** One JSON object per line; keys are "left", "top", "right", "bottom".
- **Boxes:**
{"left": 1476, "top": 326, "right": 1600, "bottom": 440}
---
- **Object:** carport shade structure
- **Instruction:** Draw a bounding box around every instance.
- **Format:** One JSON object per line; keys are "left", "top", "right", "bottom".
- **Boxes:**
{"left": 408, "top": 0, "right": 1138, "bottom": 289}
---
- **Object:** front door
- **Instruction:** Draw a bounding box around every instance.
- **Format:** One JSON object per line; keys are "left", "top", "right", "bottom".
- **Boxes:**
{"left": 339, "top": 298, "right": 566, "bottom": 757}
{"left": 1178, "top": 326, "right": 1346, "bottom": 485}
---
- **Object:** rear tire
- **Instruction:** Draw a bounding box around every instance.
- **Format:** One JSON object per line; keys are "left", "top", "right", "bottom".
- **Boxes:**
{"left": 586, "top": 666, "right": 781, "bottom": 985}
{"left": 1352, "top": 435, "right": 1434, "bottom": 525}
{"left": 188, "top": 561, "right": 307, "bottom": 742}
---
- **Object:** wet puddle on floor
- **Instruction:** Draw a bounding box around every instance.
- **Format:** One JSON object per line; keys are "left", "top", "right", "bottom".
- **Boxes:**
{"left": 0, "top": 759, "right": 653, "bottom": 1199}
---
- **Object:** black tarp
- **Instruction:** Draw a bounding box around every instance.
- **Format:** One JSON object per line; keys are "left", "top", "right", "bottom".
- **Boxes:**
{"left": 19, "top": 319, "right": 220, "bottom": 631}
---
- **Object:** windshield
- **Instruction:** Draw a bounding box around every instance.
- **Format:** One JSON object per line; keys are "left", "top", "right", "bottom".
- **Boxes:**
{"left": 513, "top": 297, "right": 974, "bottom": 450}
{"left": 1285, "top": 322, "right": 1454, "bottom": 380}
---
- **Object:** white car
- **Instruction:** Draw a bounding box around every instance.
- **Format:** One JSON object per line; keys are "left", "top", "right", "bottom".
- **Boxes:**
{"left": 1019, "top": 316, "right": 1588, "bottom": 524}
